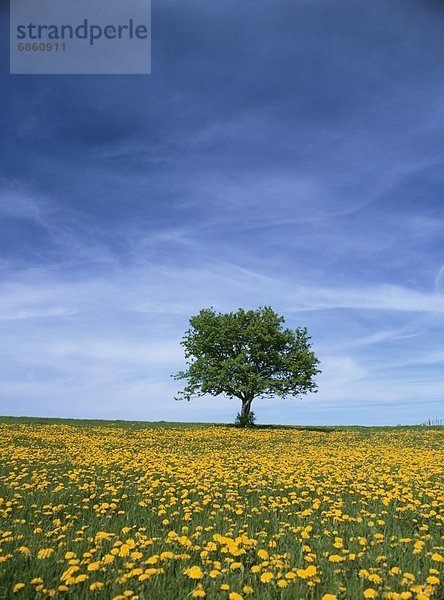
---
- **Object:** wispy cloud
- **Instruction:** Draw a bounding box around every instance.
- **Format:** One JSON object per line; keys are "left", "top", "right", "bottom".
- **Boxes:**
{"left": 289, "top": 284, "right": 444, "bottom": 313}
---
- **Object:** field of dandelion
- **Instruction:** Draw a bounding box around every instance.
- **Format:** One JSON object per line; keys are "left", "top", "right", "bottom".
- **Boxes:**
{"left": 0, "top": 418, "right": 443, "bottom": 600}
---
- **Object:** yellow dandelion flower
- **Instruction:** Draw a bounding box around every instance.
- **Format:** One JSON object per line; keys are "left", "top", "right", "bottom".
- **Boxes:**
{"left": 64, "top": 552, "right": 75, "bottom": 560}
{"left": 13, "top": 583, "right": 25, "bottom": 593}
{"left": 119, "top": 544, "right": 131, "bottom": 557}
{"left": 61, "top": 566, "right": 79, "bottom": 582}
{"left": 103, "top": 554, "right": 114, "bottom": 564}
{"left": 37, "top": 548, "right": 54, "bottom": 559}
{"left": 260, "top": 572, "right": 273, "bottom": 583}
{"left": 184, "top": 566, "right": 204, "bottom": 579}
{"left": 90, "top": 582, "right": 104, "bottom": 591}
{"left": 328, "top": 555, "right": 343, "bottom": 563}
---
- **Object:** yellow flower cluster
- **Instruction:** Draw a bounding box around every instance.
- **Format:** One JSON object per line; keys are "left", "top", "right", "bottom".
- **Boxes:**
{"left": 0, "top": 423, "right": 442, "bottom": 599}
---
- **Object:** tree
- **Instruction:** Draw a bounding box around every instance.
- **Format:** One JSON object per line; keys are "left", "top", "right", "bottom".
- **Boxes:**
{"left": 173, "top": 306, "right": 321, "bottom": 426}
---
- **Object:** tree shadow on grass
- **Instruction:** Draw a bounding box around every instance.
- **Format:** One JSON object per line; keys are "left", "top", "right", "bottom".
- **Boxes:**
{"left": 222, "top": 423, "right": 337, "bottom": 433}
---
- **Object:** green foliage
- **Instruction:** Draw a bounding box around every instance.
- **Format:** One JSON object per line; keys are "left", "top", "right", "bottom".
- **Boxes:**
{"left": 173, "top": 307, "right": 321, "bottom": 423}
{"left": 234, "top": 410, "right": 256, "bottom": 428}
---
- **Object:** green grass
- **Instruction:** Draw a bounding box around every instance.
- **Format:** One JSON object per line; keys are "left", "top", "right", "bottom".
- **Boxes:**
{"left": 1, "top": 415, "right": 442, "bottom": 431}
{"left": 0, "top": 416, "right": 213, "bottom": 429}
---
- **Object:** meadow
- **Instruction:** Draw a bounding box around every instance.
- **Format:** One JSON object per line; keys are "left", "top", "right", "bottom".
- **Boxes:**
{"left": 0, "top": 419, "right": 442, "bottom": 600}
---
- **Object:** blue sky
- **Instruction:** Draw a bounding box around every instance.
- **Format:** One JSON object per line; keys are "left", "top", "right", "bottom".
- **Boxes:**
{"left": 1, "top": 0, "right": 443, "bottom": 425}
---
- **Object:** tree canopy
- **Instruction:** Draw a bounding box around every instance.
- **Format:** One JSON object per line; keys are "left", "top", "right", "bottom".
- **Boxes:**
{"left": 173, "top": 306, "right": 321, "bottom": 426}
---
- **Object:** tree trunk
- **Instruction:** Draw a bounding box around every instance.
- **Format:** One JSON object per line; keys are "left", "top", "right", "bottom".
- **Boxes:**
{"left": 240, "top": 397, "right": 253, "bottom": 426}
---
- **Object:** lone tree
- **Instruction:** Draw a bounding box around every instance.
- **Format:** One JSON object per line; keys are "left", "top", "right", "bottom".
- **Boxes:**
{"left": 173, "top": 306, "right": 320, "bottom": 426}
